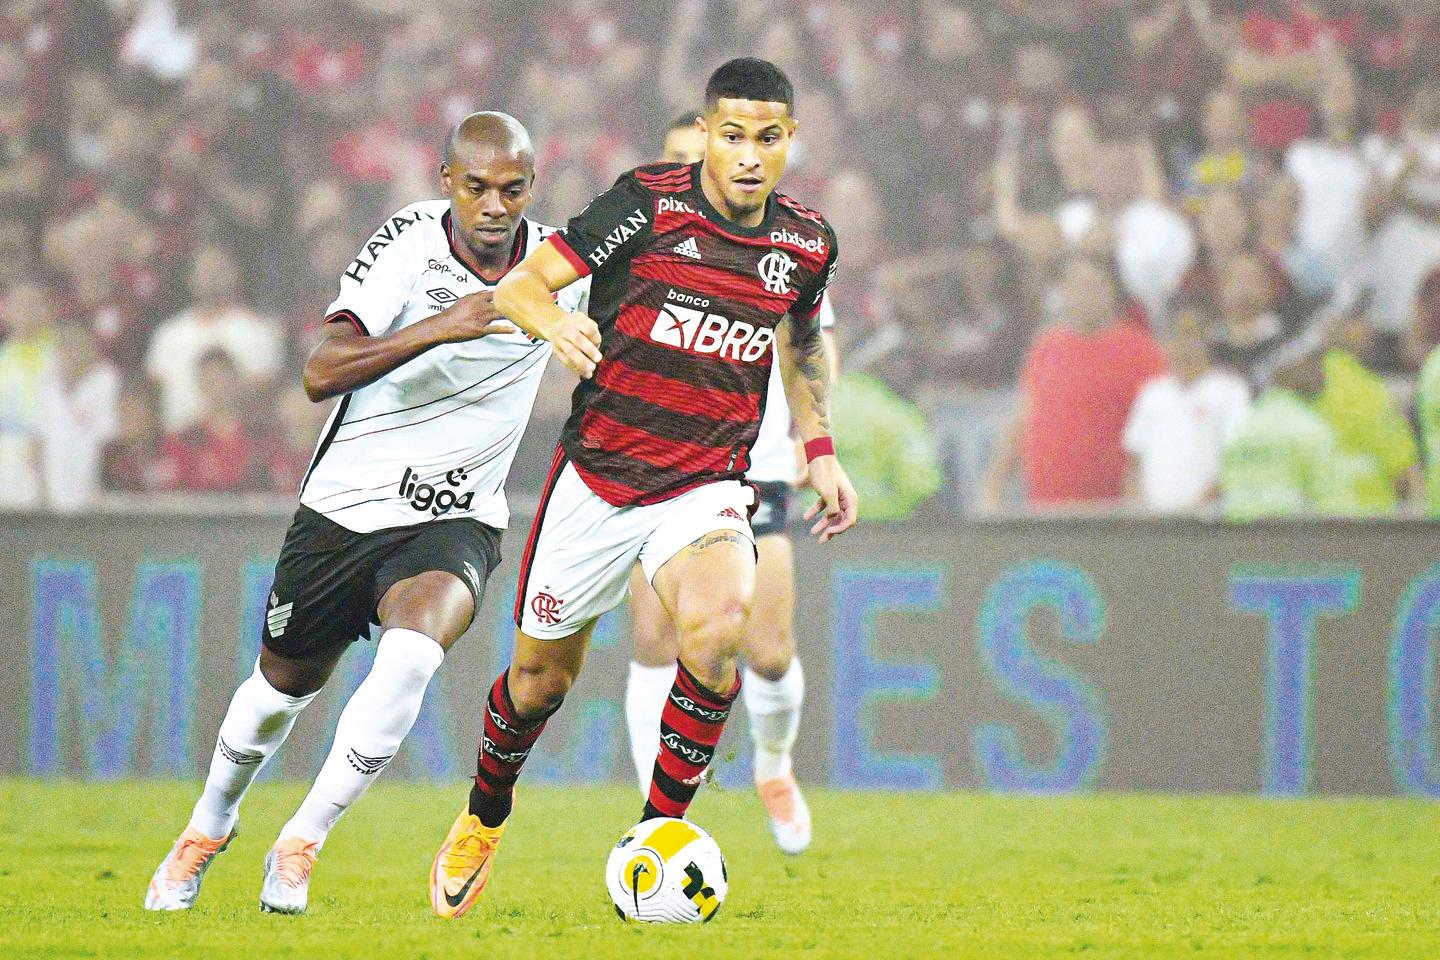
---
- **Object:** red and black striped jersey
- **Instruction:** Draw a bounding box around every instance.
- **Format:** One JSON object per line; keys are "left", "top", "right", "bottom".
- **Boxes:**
{"left": 546, "top": 161, "right": 838, "bottom": 507}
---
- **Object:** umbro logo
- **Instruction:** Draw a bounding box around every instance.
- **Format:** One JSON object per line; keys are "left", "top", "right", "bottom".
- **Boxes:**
{"left": 428, "top": 287, "right": 459, "bottom": 305}
{"left": 267, "top": 593, "right": 294, "bottom": 638}
{"left": 672, "top": 237, "right": 702, "bottom": 260}
{"left": 346, "top": 749, "right": 393, "bottom": 775}
{"left": 461, "top": 561, "right": 483, "bottom": 599}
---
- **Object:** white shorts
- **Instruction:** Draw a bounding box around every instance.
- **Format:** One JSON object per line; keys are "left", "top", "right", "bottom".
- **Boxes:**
{"left": 514, "top": 456, "right": 757, "bottom": 640}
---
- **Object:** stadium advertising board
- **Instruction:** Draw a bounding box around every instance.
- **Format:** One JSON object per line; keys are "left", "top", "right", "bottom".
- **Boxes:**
{"left": 3, "top": 513, "right": 1437, "bottom": 797}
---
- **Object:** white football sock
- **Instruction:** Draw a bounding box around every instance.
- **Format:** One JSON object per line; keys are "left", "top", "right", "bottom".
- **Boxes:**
{"left": 744, "top": 658, "right": 804, "bottom": 782}
{"left": 626, "top": 660, "right": 676, "bottom": 795}
{"left": 279, "top": 628, "right": 445, "bottom": 846}
{"left": 188, "top": 662, "right": 318, "bottom": 839}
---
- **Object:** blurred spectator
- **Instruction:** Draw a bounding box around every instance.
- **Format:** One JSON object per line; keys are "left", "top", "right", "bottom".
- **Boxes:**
{"left": 1220, "top": 356, "right": 1341, "bottom": 520}
{"left": 146, "top": 244, "right": 282, "bottom": 432}
{"left": 35, "top": 318, "right": 119, "bottom": 512}
{"left": 1283, "top": 66, "right": 1370, "bottom": 297}
{"left": 101, "top": 378, "right": 167, "bottom": 493}
{"left": 264, "top": 387, "right": 332, "bottom": 494}
{"left": 1179, "top": 86, "right": 1261, "bottom": 203}
{"left": 831, "top": 372, "right": 943, "bottom": 522}
{"left": 159, "top": 349, "right": 268, "bottom": 493}
{"left": 1124, "top": 310, "right": 1251, "bottom": 514}
{"left": 1212, "top": 250, "right": 1290, "bottom": 382}
{"left": 1310, "top": 328, "right": 1419, "bottom": 514}
{"left": 1362, "top": 84, "right": 1440, "bottom": 341}
{"left": 0, "top": 282, "right": 58, "bottom": 507}
{"left": 982, "top": 256, "right": 1167, "bottom": 509}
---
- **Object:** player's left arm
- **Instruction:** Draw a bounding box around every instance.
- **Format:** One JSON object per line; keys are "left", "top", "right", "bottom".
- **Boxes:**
{"left": 777, "top": 268, "right": 857, "bottom": 543}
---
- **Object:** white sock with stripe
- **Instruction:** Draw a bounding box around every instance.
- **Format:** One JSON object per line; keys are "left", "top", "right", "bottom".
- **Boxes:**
{"left": 279, "top": 628, "right": 444, "bottom": 845}
{"left": 744, "top": 658, "right": 804, "bottom": 782}
{"left": 188, "top": 663, "right": 318, "bottom": 839}
{"left": 625, "top": 661, "right": 677, "bottom": 795}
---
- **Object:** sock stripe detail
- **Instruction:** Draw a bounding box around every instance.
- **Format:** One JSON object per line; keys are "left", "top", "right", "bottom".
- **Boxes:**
{"left": 217, "top": 736, "right": 263, "bottom": 766}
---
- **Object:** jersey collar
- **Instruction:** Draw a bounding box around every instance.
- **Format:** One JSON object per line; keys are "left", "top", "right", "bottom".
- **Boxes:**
{"left": 443, "top": 210, "right": 530, "bottom": 284}
{"left": 691, "top": 161, "right": 779, "bottom": 239}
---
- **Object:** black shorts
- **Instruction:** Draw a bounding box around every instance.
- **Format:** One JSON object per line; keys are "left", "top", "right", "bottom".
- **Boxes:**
{"left": 750, "top": 481, "right": 791, "bottom": 539}
{"left": 261, "top": 506, "right": 502, "bottom": 659}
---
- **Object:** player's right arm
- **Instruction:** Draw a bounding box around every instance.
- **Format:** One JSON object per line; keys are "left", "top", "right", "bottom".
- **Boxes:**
{"left": 495, "top": 169, "right": 657, "bottom": 379}
{"left": 303, "top": 292, "right": 515, "bottom": 401}
{"left": 492, "top": 243, "right": 602, "bottom": 380}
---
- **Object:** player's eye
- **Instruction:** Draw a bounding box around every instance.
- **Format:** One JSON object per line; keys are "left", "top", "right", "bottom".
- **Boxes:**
{"left": 725, "top": 133, "right": 741, "bottom": 142}
{"left": 762, "top": 134, "right": 778, "bottom": 144}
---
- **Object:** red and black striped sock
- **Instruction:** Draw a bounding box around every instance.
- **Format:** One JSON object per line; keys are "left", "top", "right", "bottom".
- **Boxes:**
{"left": 468, "top": 671, "right": 557, "bottom": 827}
{"left": 642, "top": 663, "right": 740, "bottom": 821}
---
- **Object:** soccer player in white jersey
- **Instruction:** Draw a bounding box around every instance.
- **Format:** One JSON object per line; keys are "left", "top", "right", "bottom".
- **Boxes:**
{"left": 622, "top": 113, "right": 836, "bottom": 853}
{"left": 144, "top": 112, "right": 586, "bottom": 914}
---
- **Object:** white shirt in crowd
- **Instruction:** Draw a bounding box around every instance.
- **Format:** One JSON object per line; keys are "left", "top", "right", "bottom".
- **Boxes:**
{"left": 301, "top": 199, "right": 587, "bottom": 533}
{"left": 1056, "top": 198, "right": 1196, "bottom": 323}
{"left": 1123, "top": 370, "right": 1252, "bottom": 514}
{"left": 1361, "top": 132, "right": 1440, "bottom": 334}
{"left": 145, "top": 306, "right": 283, "bottom": 431}
{"left": 36, "top": 362, "right": 120, "bottom": 512}
{"left": 746, "top": 295, "right": 836, "bottom": 485}
{"left": 1284, "top": 139, "right": 1370, "bottom": 296}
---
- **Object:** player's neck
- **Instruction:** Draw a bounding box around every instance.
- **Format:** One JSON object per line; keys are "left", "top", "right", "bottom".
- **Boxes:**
{"left": 699, "top": 163, "right": 768, "bottom": 229}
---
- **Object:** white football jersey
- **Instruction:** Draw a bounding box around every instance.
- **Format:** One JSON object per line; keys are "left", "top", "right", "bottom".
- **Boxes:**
{"left": 747, "top": 295, "right": 837, "bottom": 484}
{"left": 300, "top": 199, "right": 587, "bottom": 533}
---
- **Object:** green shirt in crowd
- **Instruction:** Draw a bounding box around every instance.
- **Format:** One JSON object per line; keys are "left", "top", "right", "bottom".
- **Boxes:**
{"left": 1222, "top": 389, "right": 1339, "bottom": 520}
{"left": 830, "top": 372, "right": 942, "bottom": 521}
{"left": 1312, "top": 349, "right": 1417, "bottom": 514}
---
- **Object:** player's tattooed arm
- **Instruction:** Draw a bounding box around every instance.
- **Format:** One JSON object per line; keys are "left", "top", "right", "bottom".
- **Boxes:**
{"left": 777, "top": 310, "right": 858, "bottom": 543}
{"left": 776, "top": 312, "right": 833, "bottom": 439}
{"left": 303, "top": 292, "right": 514, "bottom": 401}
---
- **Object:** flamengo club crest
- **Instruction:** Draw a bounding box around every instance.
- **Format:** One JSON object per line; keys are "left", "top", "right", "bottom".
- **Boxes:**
{"left": 757, "top": 250, "right": 797, "bottom": 294}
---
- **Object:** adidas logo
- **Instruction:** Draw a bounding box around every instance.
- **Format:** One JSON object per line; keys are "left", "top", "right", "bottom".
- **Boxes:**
{"left": 266, "top": 593, "right": 294, "bottom": 638}
{"left": 717, "top": 507, "right": 745, "bottom": 521}
{"left": 673, "top": 237, "right": 701, "bottom": 260}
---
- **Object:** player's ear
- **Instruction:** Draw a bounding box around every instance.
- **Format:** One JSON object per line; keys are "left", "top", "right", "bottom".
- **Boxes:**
{"left": 440, "top": 162, "right": 454, "bottom": 197}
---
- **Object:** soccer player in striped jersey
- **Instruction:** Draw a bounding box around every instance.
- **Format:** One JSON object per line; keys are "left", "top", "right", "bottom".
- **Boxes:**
{"left": 623, "top": 110, "right": 836, "bottom": 854}
{"left": 145, "top": 113, "right": 587, "bottom": 914}
{"left": 430, "top": 58, "right": 858, "bottom": 919}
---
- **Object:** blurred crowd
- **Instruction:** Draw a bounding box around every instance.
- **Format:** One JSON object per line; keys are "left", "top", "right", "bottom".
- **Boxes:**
{"left": 2, "top": 0, "right": 1439, "bottom": 518}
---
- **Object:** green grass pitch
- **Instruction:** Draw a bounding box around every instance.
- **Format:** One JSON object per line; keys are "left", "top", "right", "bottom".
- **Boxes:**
{"left": 1, "top": 779, "right": 1436, "bottom": 958}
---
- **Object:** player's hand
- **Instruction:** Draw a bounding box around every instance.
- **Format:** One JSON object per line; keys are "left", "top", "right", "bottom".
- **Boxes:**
{"left": 438, "top": 290, "right": 517, "bottom": 343}
{"left": 542, "top": 310, "right": 604, "bottom": 379}
{"left": 803, "top": 455, "right": 859, "bottom": 544}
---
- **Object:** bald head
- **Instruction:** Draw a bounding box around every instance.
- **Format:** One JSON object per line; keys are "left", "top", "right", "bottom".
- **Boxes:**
{"left": 444, "top": 111, "right": 534, "bottom": 170}
{"left": 441, "top": 112, "right": 538, "bottom": 271}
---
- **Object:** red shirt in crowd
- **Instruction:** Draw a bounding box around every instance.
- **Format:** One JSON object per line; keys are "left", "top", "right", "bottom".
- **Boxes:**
{"left": 160, "top": 422, "right": 266, "bottom": 492}
{"left": 1020, "top": 317, "right": 1167, "bottom": 505}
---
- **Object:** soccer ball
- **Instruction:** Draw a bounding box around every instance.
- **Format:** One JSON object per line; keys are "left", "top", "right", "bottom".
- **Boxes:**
{"left": 605, "top": 817, "right": 727, "bottom": 923}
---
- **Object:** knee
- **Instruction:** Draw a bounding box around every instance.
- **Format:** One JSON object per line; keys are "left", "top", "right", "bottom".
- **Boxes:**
{"left": 675, "top": 592, "right": 752, "bottom": 659}
{"left": 508, "top": 660, "right": 577, "bottom": 716}
{"left": 745, "top": 645, "right": 793, "bottom": 683}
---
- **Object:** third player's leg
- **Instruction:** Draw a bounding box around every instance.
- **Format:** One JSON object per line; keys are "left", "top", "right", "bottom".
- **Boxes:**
{"left": 626, "top": 564, "right": 680, "bottom": 792}
{"left": 740, "top": 534, "right": 812, "bottom": 852}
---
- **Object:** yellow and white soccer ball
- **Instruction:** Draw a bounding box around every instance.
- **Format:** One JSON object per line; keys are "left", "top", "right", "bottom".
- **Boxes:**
{"left": 606, "top": 817, "right": 727, "bottom": 923}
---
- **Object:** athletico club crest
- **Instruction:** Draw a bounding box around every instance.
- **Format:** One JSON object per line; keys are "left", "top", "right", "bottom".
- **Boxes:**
{"left": 757, "top": 250, "right": 797, "bottom": 295}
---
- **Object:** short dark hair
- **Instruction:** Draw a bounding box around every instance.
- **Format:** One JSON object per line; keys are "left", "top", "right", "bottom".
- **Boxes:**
{"left": 669, "top": 111, "right": 702, "bottom": 132}
{"left": 704, "top": 58, "right": 794, "bottom": 113}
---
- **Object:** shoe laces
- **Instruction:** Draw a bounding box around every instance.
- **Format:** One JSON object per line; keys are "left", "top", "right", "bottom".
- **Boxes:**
{"left": 273, "top": 839, "right": 319, "bottom": 889}
{"left": 164, "top": 832, "right": 225, "bottom": 884}
{"left": 443, "top": 818, "right": 499, "bottom": 873}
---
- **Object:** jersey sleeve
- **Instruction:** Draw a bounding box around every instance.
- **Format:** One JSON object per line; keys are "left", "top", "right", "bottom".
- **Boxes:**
{"left": 791, "top": 226, "right": 839, "bottom": 324}
{"left": 546, "top": 171, "right": 655, "bottom": 280}
{"left": 324, "top": 213, "right": 424, "bottom": 336}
